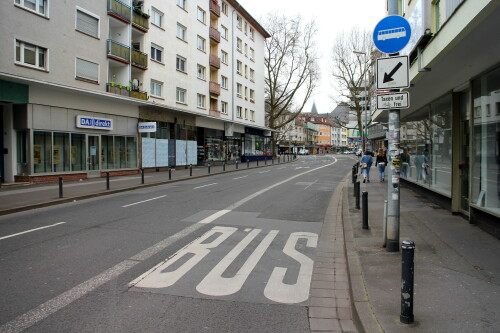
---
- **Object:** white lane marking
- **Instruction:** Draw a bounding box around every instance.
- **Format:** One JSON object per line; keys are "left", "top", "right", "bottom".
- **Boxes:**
{"left": 0, "top": 222, "right": 66, "bottom": 241}
{"left": 198, "top": 209, "right": 231, "bottom": 224}
{"left": 193, "top": 183, "right": 217, "bottom": 189}
{"left": 1, "top": 158, "right": 338, "bottom": 333}
{"left": 122, "top": 195, "right": 167, "bottom": 208}
{"left": 233, "top": 175, "right": 248, "bottom": 180}
{"left": 258, "top": 170, "right": 270, "bottom": 174}
{"left": 304, "top": 180, "right": 318, "bottom": 190}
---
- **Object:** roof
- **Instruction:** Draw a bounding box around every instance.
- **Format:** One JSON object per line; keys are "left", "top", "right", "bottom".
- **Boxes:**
{"left": 226, "top": 0, "right": 271, "bottom": 38}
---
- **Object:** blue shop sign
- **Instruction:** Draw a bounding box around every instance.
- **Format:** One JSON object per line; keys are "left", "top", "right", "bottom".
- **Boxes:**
{"left": 76, "top": 115, "right": 113, "bottom": 130}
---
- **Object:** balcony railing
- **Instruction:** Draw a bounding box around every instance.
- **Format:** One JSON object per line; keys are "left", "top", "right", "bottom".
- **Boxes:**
{"left": 130, "top": 90, "right": 148, "bottom": 100}
{"left": 132, "top": 9, "right": 149, "bottom": 32}
{"left": 209, "top": 109, "right": 221, "bottom": 117}
{"left": 131, "top": 49, "right": 148, "bottom": 69}
{"left": 209, "top": 54, "right": 220, "bottom": 69}
{"left": 209, "top": 1, "right": 220, "bottom": 17}
{"left": 209, "top": 81, "right": 221, "bottom": 96}
{"left": 107, "top": 0, "right": 131, "bottom": 22}
{"left": 209, "top": 26, "right": 221, "bottom": 43}
{"left": 106, "top": 83, "right": 130, "bottom": 96}
{"left": 107, "top": 39, "right": 130, "bottom": 63}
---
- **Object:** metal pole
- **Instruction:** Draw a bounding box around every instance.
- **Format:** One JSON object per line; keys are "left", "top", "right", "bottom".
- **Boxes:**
{"left": 223, "top": 161, "right": 226, "bottom": 171}
{"left": 400, "top": 240, "right": 415, "bottom": 324}
{"left": 386, "top": 109, "right": 401, "bottom": 252}
{"left": 272, "top": 158, "right": 274, "bottom": 165}
{"left": 354, "top": 182, "right": 360, "bottom": 208}
{"left": 58, "top": 176, "right": 63, "bottom": 198}
{"left": 383, "top": 200, "right": 388, "bottom": 247}
{"left": 208, "top": 164, "right": 211, "bottom": 174}
{"left": 169, "top": 168, "right": 171, "bottom": 180}
{"left": 190, "top": 164, "right": 192, "bottom": 176}
{"left": 141, "top": 168, "right": 145, "bottom": 184}
{"left": 247, "top": 160, "right": 250, "bottom": 168}
{"left": 257, "top": 159, "right": 259, "bottom": 167}
{"left": 352, "top": 165, "right": 357, "bottom": 183}
{"left": 106, "top": 172, "right": 110, "bottom": 190}
{"left": 265, "top": 158, "right": 267, "bottom": 165}
{"left": 236, "top": 161, "right": 239, "bottom": 169}
{"left": 362, "top": 191, "right": 369, "bottom": 229}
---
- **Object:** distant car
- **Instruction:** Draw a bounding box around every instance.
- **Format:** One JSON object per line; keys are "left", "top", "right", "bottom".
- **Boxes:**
{"left": 343, "top": 151, "right": 351, "bottom": 154}
{"left": 356, "top": 149, "right": 362, "bottom": 156}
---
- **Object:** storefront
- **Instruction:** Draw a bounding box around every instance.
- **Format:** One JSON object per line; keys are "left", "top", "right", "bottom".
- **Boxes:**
{"left": 241, "top": 127, "right": 272, "bottom": 162}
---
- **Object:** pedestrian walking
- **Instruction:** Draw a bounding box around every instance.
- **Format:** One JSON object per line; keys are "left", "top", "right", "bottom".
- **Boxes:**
{"left": 376, "top": 148, "right": 388, "bottom": 182}
{"left": 360, "top": 151, "right": 373, "bottom": 183}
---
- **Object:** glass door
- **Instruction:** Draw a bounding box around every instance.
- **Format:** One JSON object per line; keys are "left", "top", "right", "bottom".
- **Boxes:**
{"left": 88, "top": 135, "right": 100, "bottom": 173}
{"left": 458, "top": 91, "right": 470, "bottom": 214}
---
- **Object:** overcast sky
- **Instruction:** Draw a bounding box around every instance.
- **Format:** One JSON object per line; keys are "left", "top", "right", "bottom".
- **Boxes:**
{"left": 237, "top": 0, "right": 386, "bottom": 114}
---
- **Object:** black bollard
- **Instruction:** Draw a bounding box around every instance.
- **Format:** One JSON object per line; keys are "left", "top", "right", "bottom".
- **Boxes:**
{"left": 236, "top": 161, "right": 239, "bottom": 169}
{"left": 352, "top": 165, "right": 357, "bottom": 183}
{"left": 362, "top": 191, "right": 369, "bottom": 229}
{"left": 141, "top": 168, "right": 145, "bottom": 184}
{"left": 106, "top": 172, "right": 110, "bottom": 190}
{"left": 247, "top": 161, "right": 250, "bottom": 168}
{"left": 58, "top": 176, "right": 63, "bottom": 198}
{"left": 208, "top": 164, "right": 211, "bottom": 174}
{"left": 190, "top": 164, "right": 192, "bottom": 176}
{"left": 265, "top": 158, "right": 267, "bottom": 165}
{"left": 169, "top": 168, "right": 172, "bottom": 180}
{"left": 272, "top": 158, "right": 274, "bottom": 165}
{"left": 223, "top": 162, "right": 226, "bottom": 171}
{"left": 257, "top": 160, "right": 259, "bottom": 167}
{"left": 400, "top": 240, "right": 415, "bottom": 324}
{"left": 354, "top": 181, "right": 360, "bottom": 209}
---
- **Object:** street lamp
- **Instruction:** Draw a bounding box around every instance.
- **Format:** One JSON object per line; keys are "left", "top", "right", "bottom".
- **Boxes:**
{"left": 353, "top": 50, "right": 368, "bottom": 152}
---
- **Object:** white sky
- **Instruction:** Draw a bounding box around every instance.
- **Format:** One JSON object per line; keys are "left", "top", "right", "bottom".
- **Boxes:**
{"left": 237, "top": 0, "right": 386, "bottom": 114}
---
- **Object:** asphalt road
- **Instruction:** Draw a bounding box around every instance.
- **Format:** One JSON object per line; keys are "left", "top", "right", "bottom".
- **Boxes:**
{"left": 0, "top": 155, "right": 357, "bottom": 333}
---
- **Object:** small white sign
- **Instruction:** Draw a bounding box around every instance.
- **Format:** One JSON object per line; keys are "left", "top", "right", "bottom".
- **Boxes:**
{"left": 377, "top": 92, "right": 410, "bottom": 110}
{"left": 76, "top": 115, "right": 113, "bottom": 130}
{"left": 377, "top": 56, "right": 409, "bottom": 90}
{"left": 138, "top": 122, "right": 157, "bottom": 133}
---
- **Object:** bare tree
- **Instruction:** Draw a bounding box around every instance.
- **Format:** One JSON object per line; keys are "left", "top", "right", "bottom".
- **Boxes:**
{"left": 330, "top": 27, "right": 375, "bottom": 152}
{"left": 263, "top": 14, "right": 320, "bottom": 151}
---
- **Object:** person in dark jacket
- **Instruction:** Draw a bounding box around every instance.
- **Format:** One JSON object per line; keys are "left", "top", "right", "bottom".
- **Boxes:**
{"left": 375, "top": 148, "right": 388, "bottom": 182}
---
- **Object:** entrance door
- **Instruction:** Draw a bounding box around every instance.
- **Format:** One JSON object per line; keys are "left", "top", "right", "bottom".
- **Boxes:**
{"left": 0, "top": 106, "right": 3, "bottom": 183}
{"left": 87, "top": 135, "right": 100, "bottom": 178}
{"left": 458, "top": 92, "right": 470, "bottom": 214}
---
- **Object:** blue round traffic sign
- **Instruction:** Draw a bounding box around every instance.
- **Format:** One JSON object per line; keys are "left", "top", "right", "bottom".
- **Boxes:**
{"left": 373, "top": 15, "right": 411, "bottom": 54}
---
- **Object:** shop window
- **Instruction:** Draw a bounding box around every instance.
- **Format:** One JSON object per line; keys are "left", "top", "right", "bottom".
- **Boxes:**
{"left": 127, "top": 137, "right": 137, "bottom": 168}
{"left": 16, "top": 131, "right": 28, "bottom": 175}
{"left": 71, "top": 133, "right": 85, "bottom": 171}
{"left": 33, "top": 131, "right": 51, "bottom": 173}
{"left": 101, "top": 135, "right": 114, "bottom": 169}
{"left": 53, "top": 132, "right": 70, "bottom": 172}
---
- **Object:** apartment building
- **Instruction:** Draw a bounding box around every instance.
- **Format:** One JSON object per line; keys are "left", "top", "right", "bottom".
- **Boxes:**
{"left": 0, "top": 0, "right": 270, "bottom": 183}
{"left": 373, "top": 0, "right": 500, "bottom": 237}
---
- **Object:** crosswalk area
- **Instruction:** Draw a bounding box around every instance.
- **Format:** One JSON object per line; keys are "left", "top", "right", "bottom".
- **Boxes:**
{"left": 129, "top": 220, "right": 321, "bottom": 305}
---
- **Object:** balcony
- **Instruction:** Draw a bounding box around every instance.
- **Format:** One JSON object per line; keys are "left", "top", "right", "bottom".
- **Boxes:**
{"left": 132, "top": 49, "right": 148, "bottom": 69}
{"left": 209, "top": 1, "right": 220, "bottom": 17}
{"left": 132, "top": 9, "right": 149, "bottom": 32}
{"left": 209, "top": 81, "right": 221, "bottom": 96}
{"left": 209, "top": 54, "right": 220, "bottom": 69}
{"left": 106, "top": 83, "right": 129, "bottom": 96}
{"left": 209, "top": 26, "right": 220, "bottom": 43}
{"left": 209, "top": 109, "right": 221, "bottom": 117}
{"left": 107, "top": 39, "right": 130, "bottom": 64}
{"left": 130, "top": 90, "right": 148, "bottom": 100}
{"left": 107, "top": 0, "right": 131, "bottom": 23}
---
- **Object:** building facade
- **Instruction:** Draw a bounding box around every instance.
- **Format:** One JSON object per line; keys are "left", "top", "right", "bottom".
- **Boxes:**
{"left": 374, "top": 0, "right": 500, "bottom": 237}
{"left": 0, "top": 0, "right": 270, "bottom": 183}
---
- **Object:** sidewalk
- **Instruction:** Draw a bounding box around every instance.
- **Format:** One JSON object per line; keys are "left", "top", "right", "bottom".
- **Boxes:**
{"left": 343, "top": 176, "right": 500, "bottom": 333}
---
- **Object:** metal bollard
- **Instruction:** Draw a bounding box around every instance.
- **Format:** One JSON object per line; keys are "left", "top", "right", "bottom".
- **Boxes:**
{"left": 236, "top": 161, "right": 239, "bottom": 169}
{"left": 354, "top": 181, "right": 360, "bottom": 209}
{"left": 400, "top": 240, "right": 415, "bottom": 324}
{"left": 106, "top": 172, "right": 110, "bottom": 190}
{"left": 352, "top": 165, "right": 356, "bottom": 183}
{"left": 190, "top": 164, "right": 192, "bottom": 176}
{"left": 169, "top": 168, "right": 171, "bottom": 180}
{"left": 383, "top": 200, "right": 388, "bottom": 247}
{"left": 257, "top": 160, "right": 259, "bottom": 167}
{"left": 58, "top": 176, "right": 63, "bottom": 198}
{"left": 247, "top": 161, "right": 250, "bottom": 168}
{"left": 272, "top": 158, "right": 274, "bottom": 165}
{"left": 141, "top": 168, "right": 145, "bottom": 184}
{"left": 208, "top": 164, "right": 211, "bottom": 174}
{"left": 223, "top": 162, "right": 226, "bottom": 171}
{"left": 362, "top": 191, "right": 369, "bottom": 229}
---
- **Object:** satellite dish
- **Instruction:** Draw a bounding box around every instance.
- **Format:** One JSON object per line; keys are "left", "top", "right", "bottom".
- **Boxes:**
{"left": 132, "top": 79, "right": 139, "bottom": 90}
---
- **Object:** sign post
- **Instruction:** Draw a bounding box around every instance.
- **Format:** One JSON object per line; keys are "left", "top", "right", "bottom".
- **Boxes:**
{"left": 373, "top": 15, "right": 411, "bottom": 253}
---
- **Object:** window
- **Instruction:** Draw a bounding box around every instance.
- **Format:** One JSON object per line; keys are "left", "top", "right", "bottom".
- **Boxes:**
{"left": 176, "top": 55, "right": 186, "bottom": 72}
{"left": 249, "top": 27, "right": 254, "bottom": 40}
{"left": 221, "top": 50, "right": 228, "bottom": 64}
{"left": 197, "top": 64, "right": 206, "bottom": 80}
{"left": 236, "top": 15, "right": 242, "bottom": 29}
{"left": 250, "top": 110, "right": 255, "bottom": 121}
{"left": 15, "top": 40, "right": 47, "bottom": 70}
{"left": 250, "top": 89, "right": 255, "bottom": 102}
{"left": 177, "top": 0, "right": 186, "bottom": 10}
{"left": 244, "top": 86, "right": 248, "bottom": 100}
{"left": 236, "top": 38, "right": 242, "bottom": 52}
{"left": 221, "top": 101, "right": 228, "bottom": 114}
{"left": 197, "top": 7, "right": 206, "bottom": 24}
{"left": 221, "top": 1, "right": 228, "bottom": 15}
{"left": 151, "top": 43, "right": 163, "bottom": 62}
{"left": 244, "top": 21, "right": 248, "bottom": 35}
{"left": 244, "top": 108, "right": 248, "bottom": 120}
{"left": 150, "top": 80, "right": 163, "bottom": 97}
{"left": 76, "top": 8, "right": 99, "bottom": 38}
{"left": 236, "top": 106, "right": 242, "bottom": 118}
{"left": 197, "top": 35, "right": 206, "bottom": 52}
{"left": 236, "top": 60, "right": 242, "bottom": 75}
{"left": 244, "top": 65, "right": 248, "bottom": 78}
{"left": 151, "top": 8, "right": 163, "bottom": 28}
{"left": 236, "top": 83, "right": 242, "bottom": 97}
{"left": 177, "top": 23, "right": 187, "bottom": 41}
{"left": 250, "top": 68, "right": 255, "bottom": 81}
{"left": 221, "top": 75, "right": 228, "bottom": 89}
{"left": 15, "top": 0, "right": 47, "bottom": 16}
{"left": 221, "top": 25, "right": 228, "bottom": 40}
{"left": 197, "top": 94, "right": 206, "bottom": 108}
{"left": 176, "top": 87, "right": 187, "bottom": 103}
{"left": 250, "top": 48, "right": 254, "bottom": 61}
{"left": 75, "top": 58, "right": 98, "bottom": 83}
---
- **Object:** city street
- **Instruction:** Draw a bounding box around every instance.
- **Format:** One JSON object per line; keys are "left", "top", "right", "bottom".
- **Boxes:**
{"left": 0, "top": 155, "right": 356, "bottom": 333}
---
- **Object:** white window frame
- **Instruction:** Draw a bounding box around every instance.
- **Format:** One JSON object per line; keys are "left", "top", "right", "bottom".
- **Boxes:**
{"left": 221, "top": 25, "right": 228, "bottom": 40}
{"left": 150, "top": 80, "right": 163, "bottom": 98}
{"left": 236, "top": 106, "right": 242, "bottom": 118}
{"left": 176, "top": 55, "right": 186, "bottom": 72}
{"left": 249, "top": 27, "right": 254, "bottom": 40}
{"left": 176, "top": 0, "right": 186, "bottom": 10}
{"left": 197, "top": 64, "right": 206, "bottom": 80}
{"left": 236, "top": 15, "right": 242, "bottom": 30}
{"left": 197, "top": 35, "right": 206, "bottom": 52}
{"left": 250, "top": 110, "right": 255, "bottom": 121}
{"left": 245, "top": 108, "right": 248, "bottom": 120}
{"left": 176, "top": 87, "right": 187, "bottom": 104}
{"left": 75, "top": 57, "right": 99, "bottom": 83}
{"left": 151, "top": 43, "right": 163, "bottom": 63}
{"left": 221, "top": 101, "right": 228, "bottom": 114}
{"left": 151, "top": 7, "right": 163, "bottom": 28}
{"left": 250, "top": 89, "right": 255, "bottom": 102}
{"left": 197, "top": 7, "right": 206, "bottom": 24}
{"left": 236, "top": 38, "right": 242, "bottom": 52}
{"left": 236, "top": 60, "right": 242, "bottom": 75}
{"left": 75, "top": 7, "right": 100, "bottom": 39}
{"left": 177, "top": 23, "right": 187, "bottom": 41}
{"left": 250, "top": 48, "right": 255, "bottom": 61}
{"left": 15, "top": 0, "right": 48, "bottom": 17}
{"left": 250, "top": 68, "right": 255, "bottom": 82}
{"left": 15, "top": 40, "right": 48, "bottom": 70}
{"left": 221, "top": 75, "right": 228, "bottom": 89}
{"left": 221, "top": 1, "right": 228, "bottom": 15}
{"left": 221, "top": 50, "right": 228, "bottom": 65}
{"left": 197, "top": 93, "right": 206, "bottom": 108}
{"left": 236, "top": 83, "right": 242, "bottom": 98}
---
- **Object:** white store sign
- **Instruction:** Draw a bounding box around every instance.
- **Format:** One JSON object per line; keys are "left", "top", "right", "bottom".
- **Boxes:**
{"left": 76, "top": 115, "right": 113, "bottom": 130}
{"left": 138, "top": 122, "right": 157, "bottom": 133}
{"left": 377, "top": 92, "right": 410, "bottom": 110}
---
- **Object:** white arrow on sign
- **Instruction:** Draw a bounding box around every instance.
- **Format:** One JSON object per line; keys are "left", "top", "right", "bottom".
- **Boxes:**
{"left": 377, "top": 56, "right": 409, "bottom": 90}
{"left": 376, "top": 92, "right": 410, "bottom": 110}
